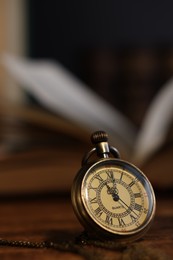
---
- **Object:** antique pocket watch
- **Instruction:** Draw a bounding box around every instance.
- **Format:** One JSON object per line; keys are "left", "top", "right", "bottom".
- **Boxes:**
{"left": 71, "top": 131, "right": 156, "bottom": 242}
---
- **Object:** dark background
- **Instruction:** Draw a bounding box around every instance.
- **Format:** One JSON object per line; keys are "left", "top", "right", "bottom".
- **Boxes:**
{"left": 27, "top": 0, "right": 173, "bottom": 126}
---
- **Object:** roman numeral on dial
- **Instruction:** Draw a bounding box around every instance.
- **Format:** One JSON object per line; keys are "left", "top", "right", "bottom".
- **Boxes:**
{"left": 106, "top": 170, "right": 114, "bottom": 180}
{"left": 130, "top": 214, "right": 137, "bottom": 221}
{"left": 94, "top": 207, "right": 103, "bottom": 217}
{"left": 134, "top": 193, "right": 141, "bottom": 198}
{"left": 105, "top": 215, "right": 113, "bottom": 225}
{"left": 129, "top": 178, "right": 138, "bottom": 187}
{"left": 95, "top": 174, "right": 103, "bottom": 183}
{"left": 134, "top": 203, "right": 142, "bottom": 212}
{"left": 118, "top": 218, "right": 126, "bottom": 227}
{"left": 120, "top": 171, "right": 123, "bottom": 181}
{"left": 129, "top": 180, "right": 135, "bottom": 187}
{"left": 89, "top": 197, "right": 97, "bottom": 204}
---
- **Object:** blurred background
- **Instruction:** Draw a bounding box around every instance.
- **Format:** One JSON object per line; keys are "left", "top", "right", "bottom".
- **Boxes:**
{"left": 1, "top": 0, "right": 173, "bottom": 124}
{"left": 27, "top": 0, "right": 173, "bottom": 126}
{"left": 0, "top": 0, "right": 173, "bottom": 193}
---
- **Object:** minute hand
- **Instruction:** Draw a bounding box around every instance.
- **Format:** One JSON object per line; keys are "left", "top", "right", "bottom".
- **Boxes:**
{"left": 118, "top": 198, "right": 139, "bottom": 217}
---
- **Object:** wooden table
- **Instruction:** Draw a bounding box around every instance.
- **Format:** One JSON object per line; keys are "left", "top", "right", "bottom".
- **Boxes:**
{"left": 0, "top": 192, "right": 172, "bottom": 260}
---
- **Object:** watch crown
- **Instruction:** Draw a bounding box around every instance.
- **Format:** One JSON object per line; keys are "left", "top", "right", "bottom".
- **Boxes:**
{"left": 91, "top": 131, "right": 110, "bottom": 158}
{"left": 82, "top": 130, "right": 120, "bottom": 165}
{"left": 91, "top": 131, "right": 108, "bottom": 144}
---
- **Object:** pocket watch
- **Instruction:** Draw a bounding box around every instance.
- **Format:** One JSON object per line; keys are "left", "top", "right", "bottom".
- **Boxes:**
{"left": 71, "top": 131, "right": 156, "bottom": 242}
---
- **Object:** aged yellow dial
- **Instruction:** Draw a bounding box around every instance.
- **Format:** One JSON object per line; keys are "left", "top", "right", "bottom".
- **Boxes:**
{"left": 81, "top": 160, "right": 153, "bottom": 236}
{"left": 71, "top": 131, "right": 156, "bottom": 241}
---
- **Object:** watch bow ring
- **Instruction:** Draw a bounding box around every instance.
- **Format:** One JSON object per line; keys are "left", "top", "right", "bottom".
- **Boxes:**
{"left": 71, "top": 131, "right": 156, "bottom": 242}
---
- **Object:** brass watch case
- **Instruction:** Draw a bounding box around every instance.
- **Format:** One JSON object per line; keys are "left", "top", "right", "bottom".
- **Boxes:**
{"left": 71, "top": 158, "right": 156, "bottom": 242}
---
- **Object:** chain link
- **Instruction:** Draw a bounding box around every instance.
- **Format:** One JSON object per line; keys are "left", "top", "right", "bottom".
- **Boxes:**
{"left": 0, "top": 239, "right": 48, "bottom": 249}
{"left": 0, "top": 232, "right": 128, "bottom": 251}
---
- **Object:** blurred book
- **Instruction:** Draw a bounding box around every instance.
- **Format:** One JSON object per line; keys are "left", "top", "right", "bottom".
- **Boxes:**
{"left": 0, "top": 54, "right": 172, "bottom": 194}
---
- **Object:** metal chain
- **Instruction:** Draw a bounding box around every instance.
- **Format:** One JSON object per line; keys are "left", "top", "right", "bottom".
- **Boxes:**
{"left": 0, "top": 236, "right": 168, "bottom": 260}
{"left": 0, "top": 232, "right": 128, "bottom": 251}
{"left": 0, "top": 238, "right": 78, "bottom": 252}
{"left": 0, "top": 239, "right": 47, "bottom": 248}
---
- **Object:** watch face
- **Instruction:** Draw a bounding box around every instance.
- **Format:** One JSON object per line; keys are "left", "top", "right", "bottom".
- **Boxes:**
{"left": 81, "top": 159, "right": 156, "bottom": 236}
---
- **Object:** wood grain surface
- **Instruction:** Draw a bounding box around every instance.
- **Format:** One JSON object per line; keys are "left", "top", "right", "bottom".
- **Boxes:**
{"left": 0, "top": 193, "right": 172, "bottom": 259}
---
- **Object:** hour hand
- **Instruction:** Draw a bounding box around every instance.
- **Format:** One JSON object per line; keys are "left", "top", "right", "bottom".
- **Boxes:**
{"left": 107, "top": 171, "right": 116, "bottom": 184}
{"left": 105, "top": 182, "right": 112, "bottom": 194}
{"left": 105, "top": 182, "right": 119, "bottom": 201}
{"left": 108, "top": 172, "right": 118, "bottom": 192}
